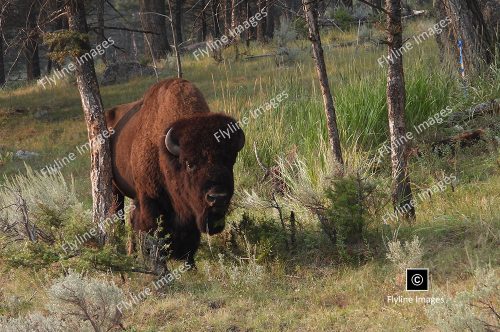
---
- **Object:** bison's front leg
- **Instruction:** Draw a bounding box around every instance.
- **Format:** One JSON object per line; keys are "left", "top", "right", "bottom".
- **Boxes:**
{"left": 137, "top": 195, "right": 169, "bottom": 276}
{"left": 169, "top": 227, "right": 201, "bottom": 270}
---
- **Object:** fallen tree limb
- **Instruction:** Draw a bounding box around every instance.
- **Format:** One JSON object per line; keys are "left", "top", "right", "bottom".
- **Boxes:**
{"left": 445, "top": 98, "right": 500, "bottom": 126}
{"left": 244, "top": 53, "right": 276, "bottom": 60}
{"left": 432, "top": 128, "right": 486, "bottom": 156}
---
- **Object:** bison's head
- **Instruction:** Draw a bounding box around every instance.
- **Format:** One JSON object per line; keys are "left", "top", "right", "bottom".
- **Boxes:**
{"left": 161, "top": 114, "right": 244, "bottom": 235}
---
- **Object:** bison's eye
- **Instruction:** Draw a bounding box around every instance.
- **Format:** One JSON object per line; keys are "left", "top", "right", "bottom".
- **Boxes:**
{"left": 186, "top": 161, "right": 196, "bottom": 172}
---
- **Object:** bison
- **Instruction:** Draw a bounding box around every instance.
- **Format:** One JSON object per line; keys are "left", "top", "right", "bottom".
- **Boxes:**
{"left": 105, "top": 78, "right": 245, "bottom": 270}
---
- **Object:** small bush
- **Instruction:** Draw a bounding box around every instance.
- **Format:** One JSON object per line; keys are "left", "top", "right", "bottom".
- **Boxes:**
{"left": 426, "top": 267, "right": 499, "bottom": 331}
{"left": 386, "top": 235, "right": 424, "bottom": 272}
{"left": 324, "top": 174, "right": 376, "bottom": 259}
{"left": 0, "top": 166, "right": 91, "bottom": 246}
{"left": 49, "top": 270, "right": 124, "bottom": 330}
{"left": 0, "top": 312, "right": 68, "bottom": 332}
{"left": 330, "top": 7, "right": 354, "bottom": 31}
{"left": 0, "top": 271, "right": 125, "bottom": 331}
{"left": 204, "top": 237, "right": 265, "bottom": 288}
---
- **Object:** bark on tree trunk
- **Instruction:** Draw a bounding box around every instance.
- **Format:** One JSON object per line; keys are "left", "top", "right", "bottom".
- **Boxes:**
{"left": 168, "top": 0, "right": 182, "bottom": 78}
{"left": 96, "top": 0, "right": 107, "bottom": 65}
{"left": 231, "top": 0, "right": 240, "bottom": 30}
{"left": 257, "top": 0, "right": 267, "bottom": 42}
{"left": 265, "top": 0, "right": 275, "bottom": 39}
{"left": 0, "top": 27, "right": 4, "bottom": 86}
{"left": 245, "top": 0, "right": 251, "bottom": 46}
{"left": 302, "top": 0, "right": 344, "bottom": 172}
{"left": 65, "top": 0, "right": 114, "bottom": 244}
{"left": 212, "top": 0, "right": 221, "bottom": 38}
{"left": 25, "top": 7, "right": 40, "bottom": 81}
{"left": 437, "top": 0, "right": 494, "bottom": 74}
{"left": 139, "top": 0, "right": 172, "bottom": 61}
{"left": 200, "top": 0, "right": 207, "bottom": 41}
{"left": 224, "top": 0, "right": 232, "bottom": 35}
{"left": 385, "top": 0, "right": 415, "bottom": 221}
{"left": 174, "top": 0, "right": 183, "bottom": 45}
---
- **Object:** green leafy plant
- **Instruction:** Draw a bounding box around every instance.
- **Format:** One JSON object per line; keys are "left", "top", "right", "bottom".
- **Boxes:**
{"left": 324, "top": 174, "right": 376, "bottom": 260}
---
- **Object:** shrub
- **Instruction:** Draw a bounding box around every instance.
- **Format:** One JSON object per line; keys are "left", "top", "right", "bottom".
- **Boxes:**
{"left": 0, "top": 165, "right": 91, "bottom": 246}
{"left": 331, "top": 7, "right": 354, "bottom": 31}
{"left": 0, "top": 166, "right": 93, "bottom": 268}
{"left": 0, "top": 312, "right": 68, "bottom": 332}
{"left": 0, "top": 166, "right": 139, "bottom": 274}
{"left": 324, "top": 174, "right": 376, "bottom": 259}
{"left": 426, "top": 267, "right": 499, "bottom": 331}
{"left": 204, "top": 236, "right": 265, "bottom": 288}
{"left": 49, "top": 270, "right": 124, "bottom": 330}
{"left": 386, "top": 235, "right": 424, "bottom": 272}
{"left": 0, "top": 271, "right": 125, "bottom": 331}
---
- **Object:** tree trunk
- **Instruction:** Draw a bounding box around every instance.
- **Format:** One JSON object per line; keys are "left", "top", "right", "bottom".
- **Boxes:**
{"left": 437, "top": 0, "right": 494, "bottom": 74}
{"left": 139, "top": 0, "right": 172, "bottom": 61}
{"left": 168, "top": 0, "right": 182, "bottom": 78}
{"left": 231, "top": 0, "right": 240, "bottom": 30}
{"left": 302, "top": 0, "right": 344, "bottom": 172}
{"left": 245, "top": 0, "right": 251, "bottom": 46}
{"left": 257, "top": 0, "right": 267, "bottom": 42}
{"left": 174, "top": 0, "right": 183, "bottom": 45}
{"left": 385, "top": 0, "right": 415, "bottom": 221}
{"left": 96, "top": 0, "right": 107, "bottom": 65}
{"left": 212, "top": 0, "right": 221, "bottom": 38}
{"left": 25, "top": 7, "right": 40, "bottom": 81}
{"left": 65, "top": 0, "right": 114, "bottom": 244}
{"left": 201, "top": 0, "right": 208, "bottom": 41}
{"left": 0, "top": 26, "right": 4, "bottom": 86}
{"left": 224, "top": 0, "right": 232, "bottom": 35}
{"left": 265, "top": 0, "right": 275, "bottom": 39}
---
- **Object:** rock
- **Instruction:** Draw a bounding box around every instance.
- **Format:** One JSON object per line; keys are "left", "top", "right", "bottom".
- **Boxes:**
{"left": 15, "top": 150, "right": 39, "bottom": 160}
{"left": 101, "top": 62, "right": 155, "bottom": 86}
{"left": 34, "top": 109, "right": 49, "bottom": 119}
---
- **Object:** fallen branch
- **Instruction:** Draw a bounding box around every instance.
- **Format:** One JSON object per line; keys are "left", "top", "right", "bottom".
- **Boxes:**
{"left": 244, "top": 53, "right": 276, "bottom": 60}
{"left": 445, "top": 98, "right": 500, "bottom": 126}
{"left": 432, "top": 129, "right": 486, "bottom": 156}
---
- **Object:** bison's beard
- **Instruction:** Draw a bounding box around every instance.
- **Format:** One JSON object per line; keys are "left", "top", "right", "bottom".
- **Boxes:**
{"left": 198, "top": 209, "right": 226, "bottom": 235}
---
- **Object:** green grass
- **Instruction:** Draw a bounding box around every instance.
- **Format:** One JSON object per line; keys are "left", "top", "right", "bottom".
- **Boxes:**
{"left": 0, "top": 19, "right": 499, "bottom": 331}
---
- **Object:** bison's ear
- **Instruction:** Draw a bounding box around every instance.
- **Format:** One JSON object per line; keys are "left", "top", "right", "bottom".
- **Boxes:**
{"left": 165, "top": 127, "right": 181, "bottom": 156}
{"left": 236, "top": 130, "right": 245, "bottom": 152}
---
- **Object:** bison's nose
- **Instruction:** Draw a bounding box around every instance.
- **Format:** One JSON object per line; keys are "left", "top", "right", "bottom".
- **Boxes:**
{"left": 205, "top": 191, "right": 228, "bottom": 206}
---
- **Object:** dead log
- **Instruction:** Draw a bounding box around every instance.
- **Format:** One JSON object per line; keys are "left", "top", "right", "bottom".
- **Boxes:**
{"left": 445, "top": 98, "right": 500, "bottom": 126}
{"left": 432, "top": 128, "right": 486, "bottom": 156}
{"left": 244, "top": 53, "right": 276, "bottom": 60}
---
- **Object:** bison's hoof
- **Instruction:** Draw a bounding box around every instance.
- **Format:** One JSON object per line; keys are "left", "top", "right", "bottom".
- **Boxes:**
{"left": 153, "top": 263, "right": 169, "bottom": 277}
{"left": 186, "top": 262, "right": 197, "bottom": 271}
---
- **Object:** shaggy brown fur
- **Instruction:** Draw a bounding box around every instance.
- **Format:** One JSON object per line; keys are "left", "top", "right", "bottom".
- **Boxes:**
{"left": 105, "top": 78, "right": 244, "bottom": 267}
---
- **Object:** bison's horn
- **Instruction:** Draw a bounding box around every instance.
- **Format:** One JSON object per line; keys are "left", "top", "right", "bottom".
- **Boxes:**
{"left": 237, "top": 131, "right": 245, "bottom": 152}
{"left": 165, "top": 128, "right": 180, "bottom": 156}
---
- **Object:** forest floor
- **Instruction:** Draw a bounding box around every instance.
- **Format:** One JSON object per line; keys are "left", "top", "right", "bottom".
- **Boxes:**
{"left": 0, "top": 19, "right": 499, "bottom": 331}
